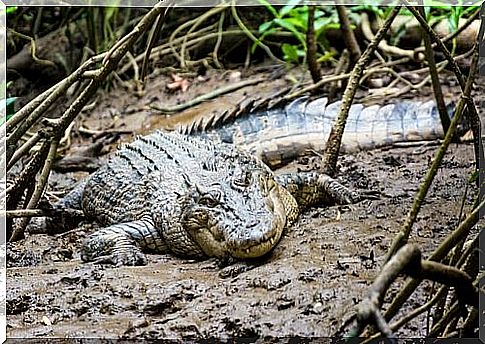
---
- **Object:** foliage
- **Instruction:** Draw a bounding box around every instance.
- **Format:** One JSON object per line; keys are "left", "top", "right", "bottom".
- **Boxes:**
{"left": 0, "top": 97, "right": 17, "bottom": 125}
{"left": 256, "top": 0, "right": 343, "bottom": 63}
{"left": 256, "top": 2, "right": 479, "bottom": 64}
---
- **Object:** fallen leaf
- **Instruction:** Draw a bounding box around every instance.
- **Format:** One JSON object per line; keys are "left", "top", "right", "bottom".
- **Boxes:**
{"left": 167, "top": 74, "right": 190, "bottom": 93}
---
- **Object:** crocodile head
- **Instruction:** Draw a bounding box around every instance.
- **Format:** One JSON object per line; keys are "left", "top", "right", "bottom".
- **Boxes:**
{"left": 179, "top": 165, "right": 291, "bottom": 260}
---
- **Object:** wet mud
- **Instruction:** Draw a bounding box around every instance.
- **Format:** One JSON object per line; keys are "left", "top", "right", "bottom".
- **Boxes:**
{"left": 7, "top": 143, "right": 478, "bottom": 339}
{"left": 7, "top": 66, "right": 483, "bottom": 339}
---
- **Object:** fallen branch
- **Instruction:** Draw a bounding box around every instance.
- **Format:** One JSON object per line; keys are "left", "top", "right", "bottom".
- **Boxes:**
{"left": 351, "top": 244, "right": 478, "bottom": 338}
{"left": 5, "top": 208, "right": 84, "bottom": 219}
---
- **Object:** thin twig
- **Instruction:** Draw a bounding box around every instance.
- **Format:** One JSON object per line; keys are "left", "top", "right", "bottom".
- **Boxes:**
{"left": 212, "top": 10, "right": 226, "bottom": 69}
{"left": 383, "top": 42, "right": 479, "bottom": 264}
{"left": 7, "top": 28, "right": 57, "bottom": 67}
{"left": 321, "top": 5, "right": 402, "bottom": 176}
{"left": 6, "top": 54, "right": 105, "bottom": 164}
{"left": 230, "top": 1, "right": 283, "bottom": 64}
{"left": 141, "top": 5, "right": 172, "bottom": 83}
{"left": 417, "top": 4, "right": 450, "bottom": 134}
{"left": 413, "top": 8, "right": 480, "bottom": 54}
{"left": 10, "top": 139, "right": 59, "bottom": 241}
{"left": 360, "top": 12, "right": 415, "bottom": 60}
{"left": 336, "top": 5, "right": 361, "bottom": 64}
{"left": 5, "top": 208, "right": 84, "bottom": 219}
{"left": 151, "top": 77, "right": 266, "bottom": 113}
{"left": 306, "top": 5, "right": 321, "bottom": 84}
{"left": 405, "top": 3, "right": 481, "bottom": 173}
{"left": 384, "top": 196, "right": 484, "bottom": 323}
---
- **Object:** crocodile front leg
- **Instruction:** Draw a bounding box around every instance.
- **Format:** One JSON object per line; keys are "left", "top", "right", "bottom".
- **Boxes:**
{"left": 276, "top": 172, "right": 359, "bottom": 210}
{"left": 81, "top": 217, "right": 167, "bottom": 266}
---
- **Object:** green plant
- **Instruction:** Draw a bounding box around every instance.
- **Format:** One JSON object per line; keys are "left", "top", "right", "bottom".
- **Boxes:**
{"left": 256, "top": 1, "right": 343, "bottom": 63}
{"left": 0, "top": 96, "right": 17, "bottom": 125}
{"left": 6, "top": 6, "right": 18, "bottom": 15}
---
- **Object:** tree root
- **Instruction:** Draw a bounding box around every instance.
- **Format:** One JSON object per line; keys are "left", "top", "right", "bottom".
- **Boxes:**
{"left": 350, "top": 244, "right": 479, "bottom": 339}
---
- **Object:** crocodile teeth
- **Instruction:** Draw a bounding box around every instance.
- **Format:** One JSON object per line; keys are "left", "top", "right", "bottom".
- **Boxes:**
{"left": 269, "top": 237, "right": 275, "bottom": 245}
{"left": 245, "top": 248, "right": 251, "bottom": 254}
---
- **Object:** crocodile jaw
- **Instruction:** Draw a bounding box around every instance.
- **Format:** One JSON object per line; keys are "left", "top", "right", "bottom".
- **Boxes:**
{"left": 226, "top": 185, "right": 288, "bottom": 259}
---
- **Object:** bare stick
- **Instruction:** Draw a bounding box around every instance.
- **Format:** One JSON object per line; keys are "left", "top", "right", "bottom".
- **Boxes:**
{"left": 352, "top": 244, "right": 477, "bottom": 338}
{"left": 405, "top": 3, "right": 481, "bottom": 173}
{"left": 417, "top": 4, "right": 450, "bottom": 134}
{"left": 10, "top": 139, "right": 59, "bottom": 241}
{"left": 212, "top": 10, "right": 226, "bottom": 69}
{"left": 141, "top": 5, "right": 172, "bottom": 83}
{"left": 5, "top": 208, "right": 84, "bottom": 219}
{"left": 383, "top": 42, "right": 479, "bottom": 264}
{"left": 151, "top": 77, "right": 266, "bottom": 113}
{"left": 7, "top": 4, "right": 167, "bottom": 241}
{"left": 414, "top": 8, "right": 480, "bottom": 54}
{"left": 321, "top": 5, "right": 402, "bottom": 176}
{"left": 361, "top": 12, "right": 415, "bottom": 59}
{"left": 230, "top": 1, "right": 283, "bottom": 64}
{"left": 384, "top": 196, "right": 484, "bottom": 323}
{"left": 6, "top": 55, "right": 105, "bottom": 165}
{"left": 306, "top": 6, "right": 321, "bottom": 84}
{"left": 337, "top": 5, "right": 361, "bottom": 64}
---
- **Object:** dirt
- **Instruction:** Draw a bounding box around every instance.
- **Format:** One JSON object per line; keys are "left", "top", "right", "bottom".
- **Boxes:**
{"left": 7, "top": 142, "right": 479, "bottom": 339}
{"left": 6, "top": 63, "right": 483, "bottom": 339}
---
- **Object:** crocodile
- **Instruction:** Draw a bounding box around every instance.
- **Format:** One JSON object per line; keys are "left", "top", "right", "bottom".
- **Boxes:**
{"left": 179, "top": 96, "right": 457, "bottom": 168}
{"left": 37, "top": 96, "right": 459, "bottom": 267}
{"left": 42, "top": 131, "right": 358, "bottom": 267}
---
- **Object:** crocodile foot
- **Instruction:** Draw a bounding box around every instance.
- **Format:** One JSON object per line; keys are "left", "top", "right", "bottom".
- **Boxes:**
{"left": 88, "top": 249, "right": 147, "bottom": 267}
{"left": 81, "top": 227, "right": 147, "bottom": 266}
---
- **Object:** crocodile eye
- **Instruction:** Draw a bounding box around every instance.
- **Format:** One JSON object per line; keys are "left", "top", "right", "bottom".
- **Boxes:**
{"left": 199, "top": 190, "right": 221, "bottom": 207}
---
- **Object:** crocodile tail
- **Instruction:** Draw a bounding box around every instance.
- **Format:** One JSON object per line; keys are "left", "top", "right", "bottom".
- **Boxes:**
{"left": 190, "top": 97, "right": 458, "bottom": 168}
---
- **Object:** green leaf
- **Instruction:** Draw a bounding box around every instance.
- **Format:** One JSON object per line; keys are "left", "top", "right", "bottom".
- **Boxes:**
{"left": 0, "top": 97, "right": 17, "bottom": 125}
{"left": 469, "top": 170, "right": 479, "bottom": 183}
{"left": 317, "top": 50, "right": 336, "bottom": 63}
{"left": 258, "top": 0, "right": 279, "bottom": 18}
{"left": 258, "top": 21, "right": 273, "bottom": 34}
{"left": 281, "top": 43, "right": 299, "bottom": 62}
{"left": 282, "top": 16, "right": 307, "bottom": 31}
{"left": 279, "top": 0, "right": 302, "bottom": 17}
{"left": 6, "top": 97, "right": 17, "bottom": 118}
{"left": 274, "top": 18, "right": 306, "bottom": 49}
{"left": 6, "top": 6, "right": 17, "bottom": 14}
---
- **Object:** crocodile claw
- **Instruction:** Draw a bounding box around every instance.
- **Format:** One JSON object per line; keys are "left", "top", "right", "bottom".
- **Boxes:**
{"left": 80, "top": 228, "right": 148, "bottom": 266}
{"left": 89, "top": 249, "right": 148, "bottom": 267}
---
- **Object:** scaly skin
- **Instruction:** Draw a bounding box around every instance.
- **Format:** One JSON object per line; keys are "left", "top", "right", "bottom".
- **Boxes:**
{"left": 181, "top": 97, "right": 459, "bottom": 168}
{"left": 47, "top": 131, "right": 357, "bottom": 266}
{"left": 33, "top": 96, "right": 462, "bottom": 267}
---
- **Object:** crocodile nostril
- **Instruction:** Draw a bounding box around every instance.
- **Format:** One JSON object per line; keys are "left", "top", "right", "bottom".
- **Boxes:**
{"left": 246, "top": 219, "right": 259, "bottom": 228}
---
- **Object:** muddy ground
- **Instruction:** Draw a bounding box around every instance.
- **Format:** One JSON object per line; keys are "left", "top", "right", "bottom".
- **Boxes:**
{"left": 6, "top": 64, "right": 483, "bottom": 339}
